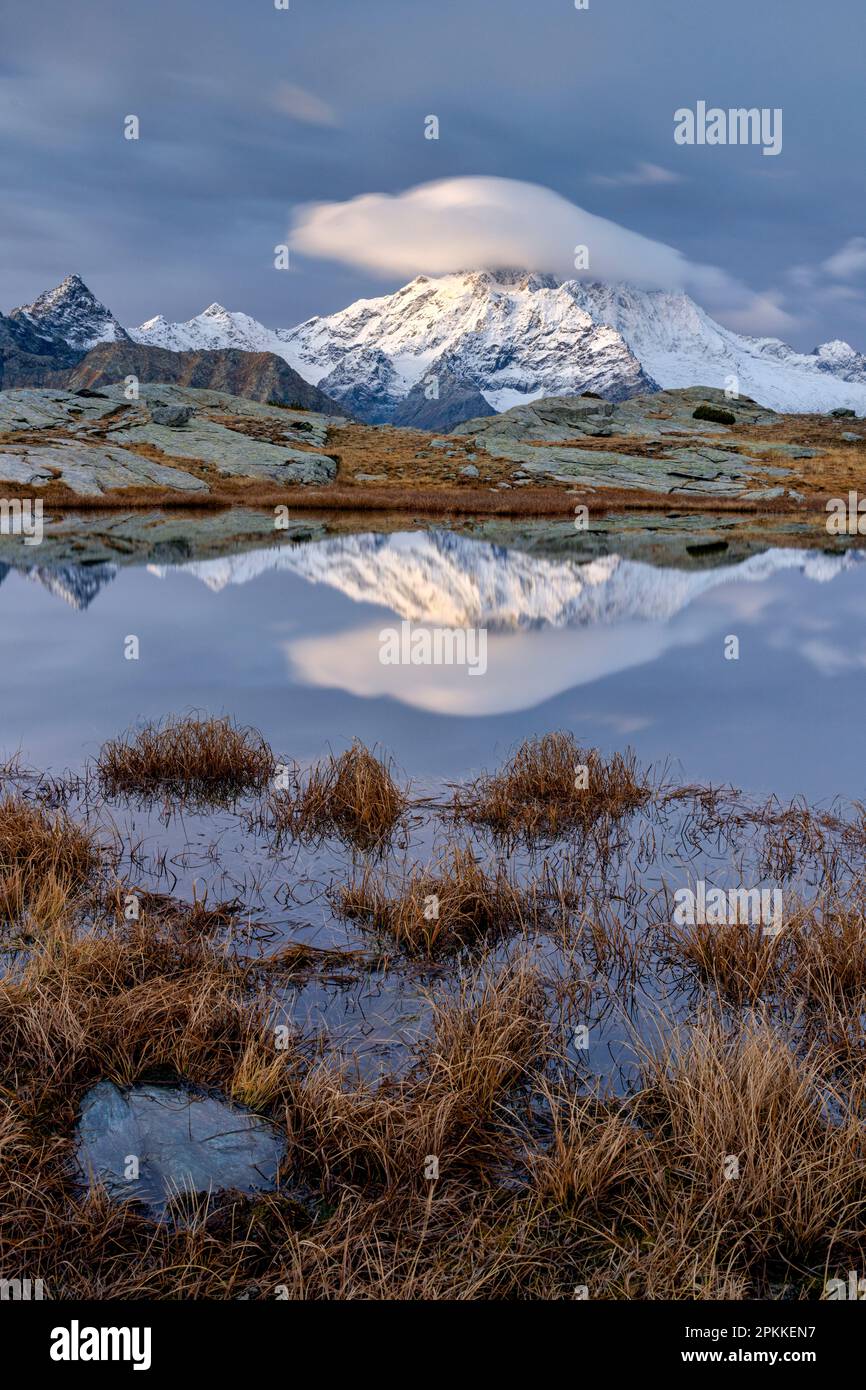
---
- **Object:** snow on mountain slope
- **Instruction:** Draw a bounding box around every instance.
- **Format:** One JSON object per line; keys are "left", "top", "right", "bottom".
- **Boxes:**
{"left": 132, "top": 302, "right": 296, "bottom": 359}
{"left": 128, "top": 271, "right": 866, "bottom": 420}
{"left": 811, "top": 338, "right": 866, "bottom": 384}
{"left": 10, "top": 275, "right": 130, "bottom": 351}
{"left": 280, "top": 270, "right": 655, "bottom": 415}
{"left": 147, "top": 531, "right": 864, "bottom": 632}
{"left": 131, "top": 272, "right": 655, "bottom": 423}
{"left": 569, "top": 282, "right": 866, "bottom": 414}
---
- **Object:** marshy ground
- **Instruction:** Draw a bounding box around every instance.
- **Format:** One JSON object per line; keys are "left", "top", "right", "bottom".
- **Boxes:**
{"left": 2, "top": 717, "right": 866, "bottom": 1299}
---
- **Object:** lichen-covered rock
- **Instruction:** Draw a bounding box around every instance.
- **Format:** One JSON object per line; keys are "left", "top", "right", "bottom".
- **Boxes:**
{"left": 0, "top": 442, "right": 209, "bottom": 495}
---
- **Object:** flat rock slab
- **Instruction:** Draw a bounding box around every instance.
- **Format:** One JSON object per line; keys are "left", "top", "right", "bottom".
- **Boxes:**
{"left": 112, "top": 419, "right": 336, "bottom": 484}
{"left": 0, "top": 385, "right": 342, "bottom": 493}
{"left": 0, "top": 442, "right": 208, "bottom": 496}
{"left": 452, "top": 388, "right": 795, "bottom": 496}
{"left": 74, "top": 1080, "right": 286, "bottom": 1216}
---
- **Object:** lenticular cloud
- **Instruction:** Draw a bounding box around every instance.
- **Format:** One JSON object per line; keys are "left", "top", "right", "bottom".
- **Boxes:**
{"left": 289, "top": 175, "right": 776, "bottom": 322}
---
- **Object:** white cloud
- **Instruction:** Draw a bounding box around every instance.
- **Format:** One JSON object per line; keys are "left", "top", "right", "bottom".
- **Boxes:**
{"left": 717, "top": 291, "right": 797, "bottom": 336}
{"left": 823, "top": 236, "right": 866, "bottom": 281}
{"left": 593, "top": 162, "right": 682, "bottom": 188}
{"left": 290, "top": 176, "right": 794, "bottom": 332}
{"left": 269, "top": 82, "right": 338, "bottom": 127}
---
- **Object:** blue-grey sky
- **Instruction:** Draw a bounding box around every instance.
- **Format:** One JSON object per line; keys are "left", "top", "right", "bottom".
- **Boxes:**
{"left": 1, "top": 0, "right": 863, "bottom": 349}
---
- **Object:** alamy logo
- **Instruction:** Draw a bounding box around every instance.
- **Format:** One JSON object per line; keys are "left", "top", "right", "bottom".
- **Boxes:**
{"left": 379, "top": 621, "right": 487, "bottom": 676}
{"left": 0, "top": 498, "right": 43, "bottom": 546}
{"left": 673, "top": 880, "right": 783, "bottom": 936}
{"left": 674, "top": 102, "right": 782, "bottom": 156}
{"left": 50, "top": 1321, "right": 152, "bottom": 1371}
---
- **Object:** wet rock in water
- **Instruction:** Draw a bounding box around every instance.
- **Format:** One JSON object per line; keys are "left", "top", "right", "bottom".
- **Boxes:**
{"left": 74, "top": 1080, "right": 285, "bottom": 1217}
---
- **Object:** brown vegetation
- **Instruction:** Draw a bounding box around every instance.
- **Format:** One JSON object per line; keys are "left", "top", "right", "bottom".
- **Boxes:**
{"left": 271, "top": 742, "right": 405, "bottom": 849}
{"left": 97, "top": 715, "right": 274, "bottom": 801}
{"left": 336, "top": 843, "right": 528, "bottom": 955}
{"left": 453, "top": 732, "right": 651, "bottom": 842}
{"left": 0, "top": 795, "right": 102, "bottom": 930}
{"left": 4, "top": 727, "right": 866, "bottom": 1299}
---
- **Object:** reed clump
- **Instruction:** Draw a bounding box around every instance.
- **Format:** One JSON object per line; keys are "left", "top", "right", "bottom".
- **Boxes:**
{"left": 272, "top": 742, "right": 405, "bottom": 848}
{"left": 336, "top": 843, "right": 526, "bottom": 955}
{"left": 453, "top": 732, "right": 650, "bottom": 841}
{"left": 0, "top": 795, "right": 101, "bottom": 928}
{"left": 97, "top": 715, "right": 274, "bottom": 800}
{"left": 665, "top": 918, "right": 790, "bottom": 1004}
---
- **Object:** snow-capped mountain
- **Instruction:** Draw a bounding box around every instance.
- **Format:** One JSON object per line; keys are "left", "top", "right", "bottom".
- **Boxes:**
{"left": 569, "top": 282, "right": 866, "bottom": 414}
{"left": 133, "top": 302, "right": 295, "bottom": 359}
{"left": 148, "top": 531, "right": 864, "bottom": 631}
{"left": 131, "top": 271, "right": 656, "bottom": 426}
{"left": 277, "top": 271, "right": 656, "bottom": 420}
{"left": 10, "top": 275, "right": 130, "bottom": 352}
{"left": 810, "top": 338, "right": 866, "bottom": 384}
{"left": 128, "top": 270, "right": 866, "bottom": 422}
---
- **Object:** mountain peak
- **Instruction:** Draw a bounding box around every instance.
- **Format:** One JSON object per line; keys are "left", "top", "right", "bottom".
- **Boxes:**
{"left": 10, "top": 274, "right": 130, "bottom": 351}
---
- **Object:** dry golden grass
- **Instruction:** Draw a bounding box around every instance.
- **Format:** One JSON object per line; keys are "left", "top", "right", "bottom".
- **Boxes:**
{"left": 97, "top": 715, "right": 274, "bottom": 801}
{"left": 7, "top": 727, "right": 866, "bottom": 1300}
{"left": 614, "top": 1017, "right": 866, "bottom": 1298}
{"left": 336, "top": 843, "right": 528, "bottom": 955}
{"left": 789, "top": 901, "right": 866, "bottom": 1008}
{"left": 2, "top": 889, "right": 866, "bottom": 1299}
{"left": 0, "top": 795, "right": 101, "bottom": 930}
{"left": 453, "top": 732, "right": 651, "bottom": 842}
{"left": 666, "top": 919, "right": 790, "bottom": 1005}
{"left": 272, "top": 742, "right": 405, "bottom": 849}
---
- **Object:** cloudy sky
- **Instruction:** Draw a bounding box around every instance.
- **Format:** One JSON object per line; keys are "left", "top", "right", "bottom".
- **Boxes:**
{"left": 1, "top": 0, "right": 863, "bottom": 349}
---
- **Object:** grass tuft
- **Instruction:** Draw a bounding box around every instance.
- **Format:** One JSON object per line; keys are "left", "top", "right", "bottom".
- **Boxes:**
{"left": 453, "top": 732, "right": 650, "bottom": 842}
{"left": 272, "top": 742, "right": 405, "bottom": 848}
{"left": 0, "top": 795, "right": 101, "bottom": 930}
{"left": 337, "top": 844, "right": 528, "bottom": 955}
{"left": 97, "top": 715, "right": 274, "bottom": 802}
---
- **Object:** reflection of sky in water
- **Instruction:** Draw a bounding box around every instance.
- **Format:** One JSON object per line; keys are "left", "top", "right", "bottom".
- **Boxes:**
{"left": 0, "top": 534, "right": 865, "bottom": 803}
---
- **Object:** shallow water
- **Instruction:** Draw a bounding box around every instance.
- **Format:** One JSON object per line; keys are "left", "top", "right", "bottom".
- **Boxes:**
{"left": 2, "top": 525, "right": 865, "bottom": 1087}
{"left": 1, "top": 528, "right": 865, "bottom": 802}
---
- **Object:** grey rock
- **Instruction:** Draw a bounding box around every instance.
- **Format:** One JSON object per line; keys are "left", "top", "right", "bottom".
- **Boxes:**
{"left": 459, "top": 464, "right": 480, "bottom": 478}
{"left": 831, "top": 407, "right": 857, "bottom": 418}
{"left": 0, "top": 442, "right": 208, "bottom": 496}
{"left": 149, "top": 403, "right": 195, "bottom": 428}
{"left": 841, "top": 431, "right": 863, "bottom": 442}
{"left": 0, "top": 385, "right": 342, "bottom": 492}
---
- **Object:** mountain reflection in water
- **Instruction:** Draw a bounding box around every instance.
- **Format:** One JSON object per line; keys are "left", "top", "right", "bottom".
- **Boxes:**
{"left": 1, "top": 530, "right": 864, "bottom": 798}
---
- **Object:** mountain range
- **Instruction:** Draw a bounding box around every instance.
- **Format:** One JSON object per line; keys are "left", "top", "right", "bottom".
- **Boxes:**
{"left": 3, "top": 532, "right": 861, "bottom": 619}
{"left": 129, "top": 269, "right": 866, "bottom": 422}
{"left": 3, "top": 270, "right": 866, "bottom": 426}
{"left": 0, "top": 276, "right": 340, "bottom": 411}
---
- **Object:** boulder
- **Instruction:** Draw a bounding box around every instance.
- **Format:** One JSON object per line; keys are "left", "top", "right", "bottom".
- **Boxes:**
{"left": 149, "top": 403, "right": 195, "bottom": 428}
